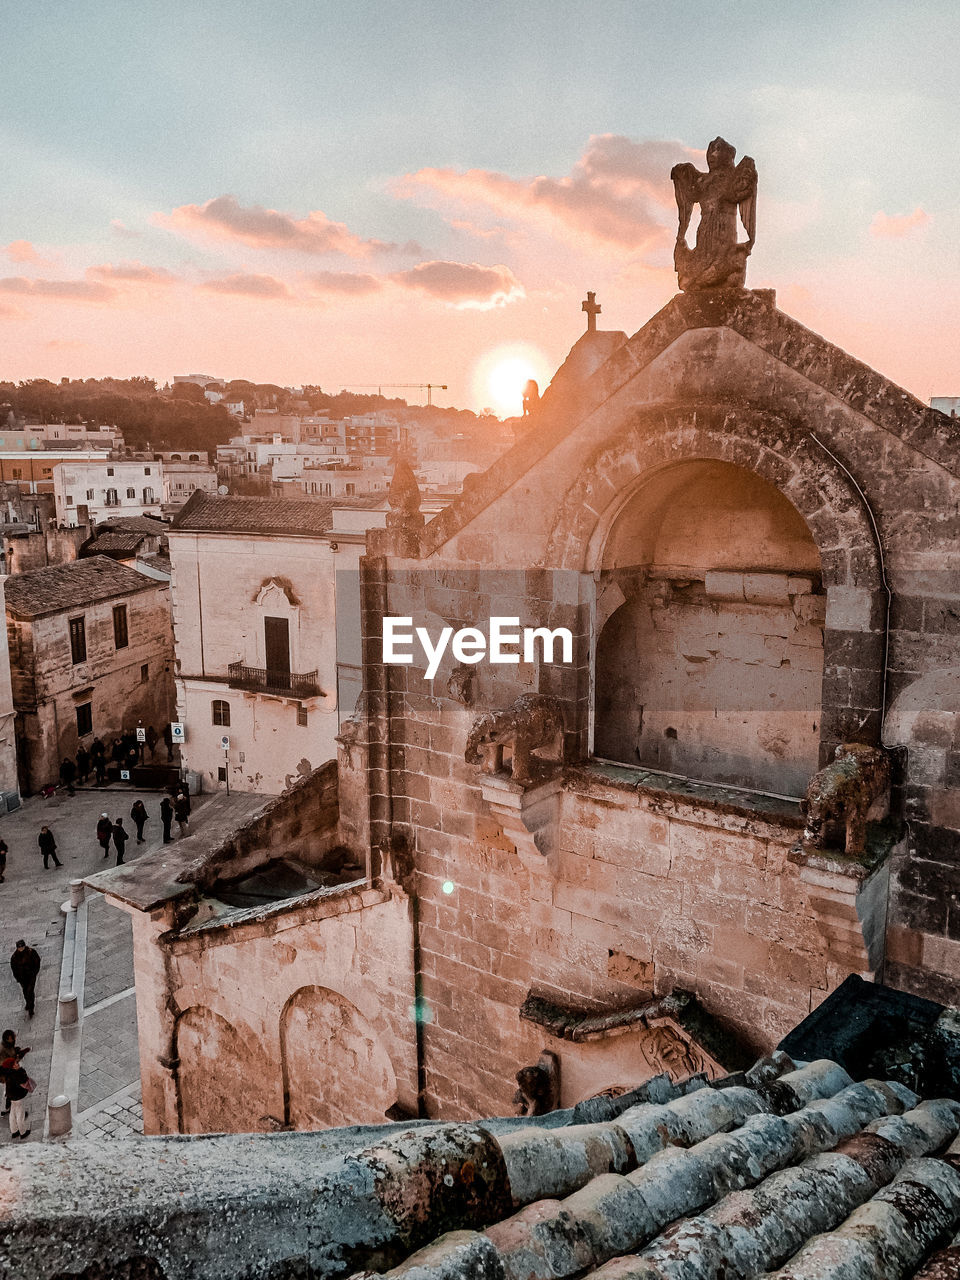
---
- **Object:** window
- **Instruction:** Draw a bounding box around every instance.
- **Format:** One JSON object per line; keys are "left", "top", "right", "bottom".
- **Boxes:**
{"left": 86, "top": 489, "right": 94, "bottom": 500}
{"left": 144, "top": 467, "right": 151, "bottom": 475}
{"left": 143, "top": 487, "right": 154, "bottom": 503}
{"left": 69, "top": 616, "right": 86, "bottom": 664}
{"left": 126, "top": 487, "right": 135, "bottom": 499}
{"left": 211, "top": 699, "right": 230, "bottom": 726}
{"left": 66, "top": 496, "right": 74, "bottom": 505}
{"left": 105, "top": 488, "right": 118, "bottom": 506}
{"left": 140, "top": 663, "right": 149, "bottom": 682}
{"left": 297, "top": 704, "right": 308, "bottom": 727}
{"left": 106, "top": 467, "right": 114, "bottom": 476}
{"left": 112, "top": 604, "right": 128, "bottom": 649}
{"left": 217, "top": 766, "right": 227, "bottom": 782}
{"left": 76, "top": 703, "right": 92, "bottom": 736}
{"left": 345, "top": 483, "right": 355, "bottom": 495}
{"left": 11, "top": 469, "right": 21, "bottom": 480}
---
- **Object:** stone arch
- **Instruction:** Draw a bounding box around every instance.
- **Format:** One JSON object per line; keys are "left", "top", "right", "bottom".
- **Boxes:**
{"left": 546, "top": 407, "right": 886, "bottom": 774}
{"left": 279, "top": 984, "right": 397, "bottom": 1130}
{"left": 173, "top": 1005, "right": 264, "bottom": 1134}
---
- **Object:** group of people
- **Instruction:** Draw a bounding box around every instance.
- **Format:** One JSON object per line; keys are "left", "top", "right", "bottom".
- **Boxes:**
{"left": 56, "top": 725, "right": 175, "bottom": 793}
{"left": 4, "top": 945, "right": 39, "bottom": 1140}
{"left": 1, "top": 1027, "right": 32, "bottom": 1140}
{"left": 93, "top": 787, "right": 190, "bottom": 861}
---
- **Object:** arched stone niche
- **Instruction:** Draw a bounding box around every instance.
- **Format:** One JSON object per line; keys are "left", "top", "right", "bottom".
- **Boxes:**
{"left": 174, "top": 1005, "right": 261, "bottom": 1134}
{"left": 546, "top": 407, "right": 885, "bottom": 791}
{"left": 279, "top": 984, "right": 397, "bottom": 1130}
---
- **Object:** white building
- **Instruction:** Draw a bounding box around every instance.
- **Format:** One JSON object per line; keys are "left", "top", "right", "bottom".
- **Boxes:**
{"left": 167, "top": 492, "right": 386, "bottom": 794}
{"left": 161, "top": 460, "right": 219, "bottom": 509}
{"left": 53, "top": 458, "right": 164, "bottom": 526}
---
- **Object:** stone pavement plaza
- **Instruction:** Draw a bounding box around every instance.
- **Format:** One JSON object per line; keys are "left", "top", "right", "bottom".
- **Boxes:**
{"left": 0, "top": 784, "right": 239, "bottom": 1144}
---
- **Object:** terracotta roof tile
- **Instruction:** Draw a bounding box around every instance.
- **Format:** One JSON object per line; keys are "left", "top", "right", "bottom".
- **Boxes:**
{"left": 3, "top": 555, "right": 159, "bottom": 619}
{"left": 170, "top": 490, "right": 384, "bottom": 535}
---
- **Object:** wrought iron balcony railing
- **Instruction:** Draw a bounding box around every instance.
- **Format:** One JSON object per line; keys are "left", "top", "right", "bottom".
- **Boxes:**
{"left": 226, "top": 662, "right": 323, "bottom": 698}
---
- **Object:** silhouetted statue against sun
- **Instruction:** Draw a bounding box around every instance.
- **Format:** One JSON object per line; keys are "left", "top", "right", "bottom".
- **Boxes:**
{"left": 671, "top": 137, "right": 757, "bottom": 291}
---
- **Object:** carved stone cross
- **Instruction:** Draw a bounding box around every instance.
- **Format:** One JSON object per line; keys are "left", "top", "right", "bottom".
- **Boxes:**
{"left": 581, "top": 291, "right": 601, "bottom": 333}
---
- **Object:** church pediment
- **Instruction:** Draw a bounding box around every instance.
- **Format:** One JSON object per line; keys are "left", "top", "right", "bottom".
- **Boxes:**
{"left": 421, "top": 287, "right": 960, "bottom": 559}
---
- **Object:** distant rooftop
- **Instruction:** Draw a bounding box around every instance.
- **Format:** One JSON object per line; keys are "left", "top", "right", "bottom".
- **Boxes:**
{"left": 4, "top": 555, "right": 160, "bottom": 619}
{"left": 170, "top": 490, "right": 385, "bottom": 537}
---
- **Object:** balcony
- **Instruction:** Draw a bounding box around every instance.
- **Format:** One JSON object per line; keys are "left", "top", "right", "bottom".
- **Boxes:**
{"left": 227, "top": 662, "right": 323, "bottom": 699}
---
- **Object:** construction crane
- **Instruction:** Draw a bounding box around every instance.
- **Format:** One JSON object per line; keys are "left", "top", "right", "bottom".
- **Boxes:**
{"left": 337, "top": 383, "right": 448, "bottom": 406}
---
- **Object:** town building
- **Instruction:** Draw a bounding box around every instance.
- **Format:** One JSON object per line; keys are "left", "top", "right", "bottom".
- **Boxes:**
{"left": 0, "top": 448, "right": 110, "bottom": 494}
{"left": 167, "top": 492, "right": 385, "bottom": 795}
{"left": 160, "top": 458, "right": 219, "bottom": 511}
{"left": 82, "top": 514, "right": 167, "bottom": 565}
{"left": 0, "top": 578, "right": 20, "bottom": 812}
{"left": 5, "top": 556, "right": 175, "bottom": 793}
{"left": 53, "top": 457, "right": 164, "bottom": 525}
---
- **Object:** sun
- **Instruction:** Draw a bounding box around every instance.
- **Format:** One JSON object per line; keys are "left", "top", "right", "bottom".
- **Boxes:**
{"left": 471, "top": 343, "right": 552, "bottom": 418}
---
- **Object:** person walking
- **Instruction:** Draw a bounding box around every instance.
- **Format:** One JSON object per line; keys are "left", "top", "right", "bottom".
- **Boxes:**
{"left": 58, "top": 757, "right": 76, "bottom": 796}
{"left": 173, "top": 791, "right": 190, "bottom": 838}
{"left": 4, "top": 1055, "right": 31, "bottom": 1140}
{"left": 160, "top": 796, "right": 173, "bottom": 844}
{"left": 10, "top": 940, "right": 41, "bottom": 1017}
{"left": 96, "top": 813, "right": 112, "bottom": 858}
{"left": 112, "top": 819, "right": 129, "bottom": 866}
{"left": 130, "top": 800, "right": 148, "bottom": 843}
{"left": 177, "top": 783, "right": 192, "bottom": 818}
{"left": 37, "top": 826, "right": 62, "bottom": 870}
{"left": 76, "top": 744, "right": 90, "bottom": 785}
{"left": 0, "top": 837, "right": 6, "bottom": 884}
{"left": 145, "top": 725, "right": 158, "bottom": 761}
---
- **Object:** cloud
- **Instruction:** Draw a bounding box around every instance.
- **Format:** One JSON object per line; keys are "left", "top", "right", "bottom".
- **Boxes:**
{"left": 4, "top": 240, "right": 42, "bottom": 264}
{"left": 306, "top": 271, "right": 383, "bottom": 296}
{"left": 393, "top": 134, "right": 688, "bottom": 252}
{"left": 0, "top": 277, "right": 116, "bottom": 302}
{"left": 158, "top": 194, "right": 416, "bottom": 258}
{"left": 87, "top": 261, "right": 178, "bottom": 285}
{"left": 197, "top": 272, "right": 292, "bottom": 298}
{"left": 870, "top": 206, "right": 931, "bottom": 239}
{"left": 110, "top": 219, "right": 145, "bottom": 238}
{"left": 391, "top": 260, "right": 524, "bottom": 309}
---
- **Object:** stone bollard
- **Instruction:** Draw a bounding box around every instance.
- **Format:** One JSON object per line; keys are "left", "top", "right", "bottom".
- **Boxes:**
{"left": 69, "top": 879, "right": 85, "bottom": 909}
{"left": 48, "top": 1094, "right": 72, "bottom": 1137}
{"left": 59, "top": 992, "right": 79, "bottom": 1026}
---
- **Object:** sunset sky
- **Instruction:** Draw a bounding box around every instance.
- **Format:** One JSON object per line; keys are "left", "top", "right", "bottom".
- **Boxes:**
{"left": 3, "top": 0, "right": 959, "bottom": 414}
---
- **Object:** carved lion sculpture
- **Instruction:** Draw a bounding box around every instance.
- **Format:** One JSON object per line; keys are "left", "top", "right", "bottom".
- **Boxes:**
{"left": 513, "top": 1050, "right": 560, "bottom": 1116}
{"left": 465, "top": 693, "right": 565, "bottom": 785}
{"left": 801, "top": 743, "right": 890, "bottom": 857}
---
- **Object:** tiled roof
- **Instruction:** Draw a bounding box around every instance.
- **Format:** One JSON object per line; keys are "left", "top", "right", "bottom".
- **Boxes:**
{"left": 86, "top": 531, "right": 149, "bottom": 555}
{"left": 3, "top": 555, "right": 158, "bottom": 618}
{"left": 92, "top": 515, "right": 167, "bottom": 534}
{"left": 170, "top": 490, "right": 385, "bottom": 536}
{"left": 343, "top": 1054, "right": 960, "bottom": 1280}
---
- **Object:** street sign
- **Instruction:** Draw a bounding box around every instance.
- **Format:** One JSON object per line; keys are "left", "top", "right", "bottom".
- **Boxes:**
{"left": 120, "top": 770, "right": 130, "bottom": 781}
{"left": 170, "top": 723, "right": 185, "bottom": 743}
{"left": 220, "top": 735, "right": 230, "bottom": 751}
{"left": 136, "top": 728, "right": 146, "bottom": 743}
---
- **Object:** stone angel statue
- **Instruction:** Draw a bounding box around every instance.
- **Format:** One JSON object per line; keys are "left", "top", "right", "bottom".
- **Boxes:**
{"left": 671, "top": 137, "right": 757, "bottom": 291}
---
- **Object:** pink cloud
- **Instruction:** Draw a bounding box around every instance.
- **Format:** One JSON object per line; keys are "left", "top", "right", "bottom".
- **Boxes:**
{"left": 870, "top": 207, "right": 931, "bottom": 239}
{"left": 4, "top": 240, "right": 42, "bottom": 264}
{"left": 0, "top": 277, "right": 116, "bottom": 302}
{"left": 87, "top": 261, "right": 178, "bottom": 285}
{"left": 197, "top": 273, "right": 292, "bottom": 298}
{"left": 306, "top": 271, "right": 383, "bottom": 296}
{"left": 158, "top": 194, "right": 418, "bottom": 258}
{"left": 110, "top": 219, "right": 145, "bottom": 239}
{"left": 390, "top": 260, "right": 524, "bottom": 308}
{"left": 393, "top": 134, "right": 689, "bottom": 251}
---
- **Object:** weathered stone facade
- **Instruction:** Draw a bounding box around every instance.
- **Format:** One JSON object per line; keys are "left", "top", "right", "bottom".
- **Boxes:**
{"left": 99, "top": 285, "right": 960, "bottom": 1136}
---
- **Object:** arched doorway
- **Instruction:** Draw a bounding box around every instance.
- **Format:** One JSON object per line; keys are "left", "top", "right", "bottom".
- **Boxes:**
{"left": 594, "top": 460, "right": 824, "bottom": 796}
{"left": 280, "top": 985, "right": 397, "bottom": 1130}
{"left": 174, "top": 1006, "right": 255, "bottom": 1133}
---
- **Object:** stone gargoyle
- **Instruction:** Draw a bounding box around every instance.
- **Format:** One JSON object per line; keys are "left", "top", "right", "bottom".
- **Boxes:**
{"left": 513, "top": 1049, "right": 560, "bottom": 1116}
{"left": 465, "top": 693, "right": 565, "bottom": 786}
{"left": 800, "top": 742, "right": 891, "bottom": 857}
